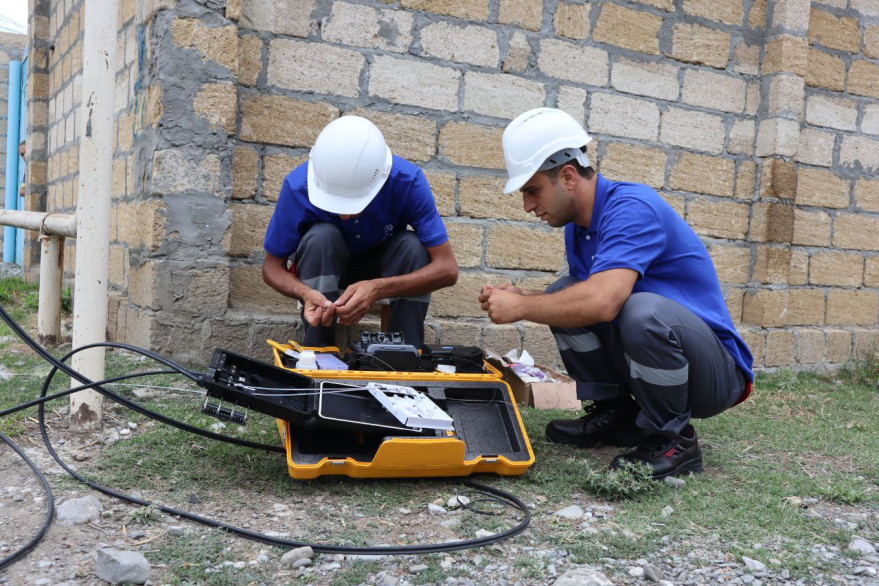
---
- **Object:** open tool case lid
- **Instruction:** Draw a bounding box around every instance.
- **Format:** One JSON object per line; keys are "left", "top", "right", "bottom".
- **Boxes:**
{"left": 200, "top": 349, "right": 534, "bottom": 479}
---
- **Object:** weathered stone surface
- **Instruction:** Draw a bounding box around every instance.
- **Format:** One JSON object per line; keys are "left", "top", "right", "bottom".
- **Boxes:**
{"left": 240, "top": 96, "right": 338, "bottom": 147}
{"left": 826, "top": 291, "right": 879, "bottom": 326}
{"left": 424, "top": 170, "right": 456, "bottom": 217}
{"left": 753, "top": 246, "right": 808, "bottom": 285}
{"left": 755, "top": 118, "right": 800, "bottom": 158}
{"left": 268, "top": 39, "right": 364, "bottom": 98}
{"left": 661, "top": 108, "right": 725, "bottom": 154}
{"left": 446, "top": 222, "right": 483, "bottom": 268}
{"left": 833, "top": 213, "right": 879, "bottom": 251}
{"left": 370, "top": 55, "right": 460, "bottom": 111}
{"left": 669, "top": 153, "right": 735, "bottom": 197}
{"left": 682, "top": 0, "right": 743, "bottom": 26}
{"left": 589, "top": 93, "right": 659, "bottom": 141}
{"left": 792, "top": 209, "right": 831, "bottom": 247}
{"left": 848, "top": 60, "right": 879, "bottom": 99}
{"left": 611, "top": 57, "right": 679, "bottom": 102}
{"left": 795, "top": 168, "right": 850, "bottom": 208}
{"left": 854, "top": 330, "right": 879, "bottom": 360}
{"left": 765, "top": 330, "right": 795, "bottom": 367}
{"left": 805, "top": 94, "right": 858, "bottom": 131}
{"left": 593, "top": 3, "right": 662, "bottom": 55}
{"left": 741, "top": 328, "right": 765, "bottom": 367}
{"left": 322, "top": 2, "right": 413, "bottom": 53}
{"left": 403, "top": 0, "right": 489, "bottom": 20}
{"left": 352, "top": 109, "right": 437, "bottom": 163}
{"left": 502, "top": 31, "right": 531, "bottom": 73}
{"left": 762, "top": 36, "right": 808, "bottom": 76}
{"left": 767, "top": 74, "right": 805, "bottom": 119}
{"left": 865, "top": 25, "right": 879, "bottom": 59}
{"left": 743, "top": 289, "right": 825, "bottom": 327}
{"left": 439, "top": 122, "right": 505, "bottom": 170}
{"left": 539, "top": 40, "right": 608, "bottom": 87}
{"left": 229, "top": 265, "right": 294, "bottom": 313}
{"left": 855, "top": 179, "right": 879, "bottom": 212}
{"left": 840, "top": 135, "right": 879, "bottom": 172}
{"left": 772, "top": 0, "right": 811, "bottom": 30}
{"left": 225, "top": 203, "right": 273, "bottom": 257}
{"left": 463, "top": 72, "right": 545, "bottom": 119}
{"left": 732, "top": 40, "right": 761, "bottom": 76}
{"left": 670, "top": 23, "right": 731, "bottom": 69}
{"left": 554, "top": 2, "right": 591, "bottom": 39}
{"left": 761, "top": 159, "right": 797, "bottom": 200}
{"left": 728, "top": 120, "right": 755, "bottom": 155}
{"left": 735, "top": 161, "right": 757, "bottom": 201}
{"left": 498, "top": 0, "right": 543, "bottom": 31}
{"left": 420, "top": 22, "right": 498, "bottom": 67}
{"left": 459, "top": 175, "right": 534, "bottom": 222}
{"left": 151, "top": 149, "right": 221, "bottom": 196}
{"left": 805, "top": 48, "right": 846, "bottom": 91}
{"left": 681, "top": 69, "right": 747, "bottom": 113}
{"left": 432, "top": 272, "right": 508, "bottom": 317}
{"left": 825, "top": 329, "right": 852, "bottom": 363}
{"left": 239, "top": 0, "right": 315, "bottom": 37}
{"left": 486, "top": 226, "right": 565, "bottom": 271}
{"left": 130, "top": 261, "right": 159, "bottom": 310}
{"left": 57, "top": 496, "right": 103, "bottom": 526}
{"left": 810, "top": 251, "right": 864, "bottom": 287}
{"left": 796, "top": 329, "right": 825, "bottom": 365}
{"left": 863, "top": 104, "right": 879, "bottom": 136}
{"left": 865, "top": 256, "right": 879, "bottom": 287}
{"left": 171, "top": 19, "right": 238, "bottom": 73}
{"left": 193, "top": 83, "right": 236, "bottom": 134}
{"left": 95, "top": 549, "right": 150, "bottom": 585}
{"left": 808, "top": 8, "right": 860, "bottom": 53}
{"left": 263, "top": 154, "right": 304, "bottom": 202}
{"left": 796, "top": 128, "right": 835, "bottom": 167}
{"left": 115, "top": 200, "right": 167, "bottom": 251}
{"left": 238, "top": 35, "right": 262, "bottom": 87}
{"left": 687, "top": 200, "right": 749, "bottom": 239}
{"left": 708, "top": 244, "right": 750, "bottom": 284}
{"left": 557, "top": 86, "right": 588, "bottom": 123}
{"left": 600, "top": 143, "right": 666, "bottom": 188}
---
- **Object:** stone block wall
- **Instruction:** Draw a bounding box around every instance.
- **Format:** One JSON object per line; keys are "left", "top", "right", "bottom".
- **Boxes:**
{"left": 26, "top": 0, "right": 879, "bottom": 370}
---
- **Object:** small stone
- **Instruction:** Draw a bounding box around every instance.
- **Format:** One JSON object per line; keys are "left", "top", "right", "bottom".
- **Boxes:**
{"left": 167, "top": 526, "right": 185, "bottom": 536}
{"left": 95, "top": 548, "right": 151, "bottom": 585}
{"left": 663, "top": 476, "right": 686, "bottom": 487}
{"left": 643, "top": 563, "right": 664, "bottom": 581}
{"left": 119, "top": 428, "right": 131, "bottom": 436}
{"left": 629, "top": 566, "right": 645, "bottom": 578}
{"left": 127, "top": 531, "right": 146, "bottom": 540}
{"left": 56, "top": 496, "right": 104, "bottom": 526}
{"left": 428, "top": 503, "right": 447, "bottom": 516}
{"left": 850, "top": 537, "right": 877, "bottom": 556}
{"left": 292, "top": 558, "right": 312, "bottom": 568}
{"left": 554, "top": 505, "right": 584, "bottom": 519}
{"left": 188, "top": 493, "right": 201, "bottom": 504}
{"left": 474, "top": 529, "right": 494, "bottom": 538}
{"left": 410, "top": 563, "right": 429, "bottom": 573}
{"left": 742, "top": 557, "right": 767, "bottom": 572}
{"left": 127, "top": 422, "right": 138, "bottom": 430}
{"left": 447, "top": 495, "right": 471, "bottom": 509}
{"left": 280, "top": 546, "right": 313, "bottom": 566}
{"left": 661, "top": 505, "right": 674, "bottom": 518}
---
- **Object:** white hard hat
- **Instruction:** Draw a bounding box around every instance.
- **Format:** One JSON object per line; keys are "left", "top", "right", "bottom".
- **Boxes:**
{"left": 307, "top": 116, "right": 393, "bottom": 214}
{"left": 502, "top": 108, "right": 592, "bottom": 194}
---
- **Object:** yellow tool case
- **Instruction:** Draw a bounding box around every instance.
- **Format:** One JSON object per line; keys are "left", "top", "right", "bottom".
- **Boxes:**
{"left": 239, "top": 341, "right": 536, "bottom": 479}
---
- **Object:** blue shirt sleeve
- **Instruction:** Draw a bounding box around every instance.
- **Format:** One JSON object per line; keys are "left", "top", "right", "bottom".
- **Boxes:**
{"left": 590, "top": 197, "right": 665, "bottom": 278}
{"left": 263, "top": 175, "right": 306, "bottom": 259}
{"left": 404, "top": 168, "right": 448, "bottom": 248}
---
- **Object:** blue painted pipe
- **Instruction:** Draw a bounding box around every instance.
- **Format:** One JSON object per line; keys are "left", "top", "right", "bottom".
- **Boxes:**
{"left": 4, "top": 60, "right": 22, "bottom": 263}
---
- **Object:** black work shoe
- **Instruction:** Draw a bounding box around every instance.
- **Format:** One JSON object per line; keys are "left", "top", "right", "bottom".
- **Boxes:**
{"left": 545, "top": 400, "right": 646, "bottom": 448}
{"left": 611, "top": 425, "right": 703, "bottom": 479}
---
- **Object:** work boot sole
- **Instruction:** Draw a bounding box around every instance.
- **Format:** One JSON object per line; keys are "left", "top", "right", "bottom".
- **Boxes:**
{"left": 545, "top": 428, "right": 646, "bottom": 448}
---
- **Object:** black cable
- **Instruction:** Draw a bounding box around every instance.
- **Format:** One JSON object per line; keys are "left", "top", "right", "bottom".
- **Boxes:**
{"left": 0, "top": 431, "right": 54, "bottom": 571}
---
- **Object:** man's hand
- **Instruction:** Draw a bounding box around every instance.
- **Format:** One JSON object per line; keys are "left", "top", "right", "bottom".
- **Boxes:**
{"left": 479, "top": 285, "right": 525, "bottom": 324}
{"left": 334, "top": 280, "right": 381, "bottom": 325}
{"left": 303, "top": 290, "right": 336, "bottom": 327}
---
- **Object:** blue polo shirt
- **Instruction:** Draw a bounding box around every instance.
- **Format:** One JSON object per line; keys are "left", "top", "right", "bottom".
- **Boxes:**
{"left": 566, "top": 174, "right": 754, "bottom": 382}
{"left": 264, "top": 156, "right": 449, "bottom": 259}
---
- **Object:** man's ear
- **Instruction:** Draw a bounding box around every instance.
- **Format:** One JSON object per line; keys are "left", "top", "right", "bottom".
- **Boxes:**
{"left": 561, "top": 164, "right": 578, "bottom": 189}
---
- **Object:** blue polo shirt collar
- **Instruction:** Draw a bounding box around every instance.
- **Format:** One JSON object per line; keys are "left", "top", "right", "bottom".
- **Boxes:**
{"left": 574, "top": 173, "right": 609, "bottom": 239}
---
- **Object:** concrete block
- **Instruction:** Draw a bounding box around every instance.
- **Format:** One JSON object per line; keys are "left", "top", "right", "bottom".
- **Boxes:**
{"left": 772, "top": 0, "right": 811, "bottom": 31}
{"left": 268, "top": 39, "right": 364, "bottom": 98}
{"left": 498, "top": 0, "right": 542, "bottom": 31}
{"left": 224, "top": 203, "right": 273, "bottom": 258}
{"left": 848, "top": 60, "right": 879, "bottom": 99}
{"left": 826, "top": 291, "right": 879, "bottom": 326}
{"left": 239, "top": 0, "right": 315, "bottom": 37}
{"left": 840, "top": 135, "right": 879, "bottom": 172}
{"left": 589, "top": 93, "right": 659, "bottom": 141}
{"left": 670, "top": 23, "right": 731, "bottom": 69}
{"left": 792, "top": 209, "right": 831, "bottom": 247}
{"left": 486, "top": 225, "right": 565, "bottom": 271}
{"left": 403, "top": 0, "right": 489, "bottom": 20}
{"left": 795, "top": 168, "right": 850, "bottom": 208}
{"left": 661, "top": 107, "right": 726, "bottom": 154}
{"left": 240, "top": 95, "right": 338, "bottom": 147}
{"left": 808, "top": 7, "right": 860, "bottom": 53}
{"left": 762, "top": 36, "right": 808, "bottom": 76}
{"left": 459, "top": 175, "right": 534, "bottom": 222}
{"left": 825, "top": 329, "right": 852, "bottom": 363}
{"left": 796, "top": 329, "right": 825, "bottom": 364}
{"left": 708, "top": 244, "right": 750, "bottom": 284}
{"left": 755, "top": 118, "right": 799, "bottom": 158}
{"left": 764, "top": 330, "right": 795, "bottom": 367}
{"left": 804, "top": 48, "right": 846, "bottom": 91}
{"left": 668, "top": 152, "right": 735, "bottom": 197}
{"left": 538, "top": 39, "right": 608, "bottom": 87}
{"left": 439, "top": 122, "right": 505, "bottom": 170}
{"left": 687, "top": 200, "right": 750, "bottom": 240}
{"left": 351, "top": 109, "right": 437, "bottom": 163}
{"left": 420, "top": 22, "right": 499, "bottom": 67}
{"left": 682, "top": 0, "right": 743, "bottom": 26}
{"left": 809, "top": 251, "right": 864, "bottom": 287}
{"left": 231, "top": 146, "right": 258, "bottom": 200}
{"left": 833, "top": 213, "right": 879, "bottom": 251}
{"left": 610, "top": 57, "right": 679, "bottom": 102}
{"left": 463, "top": 72, "right": 545, "bottom": 120}
{"left": 805, "top": 94, "right": 858, "bottom": 131}
{"left": 593, "top": 3, "right": 662, "bottom": 55}
{"left": 729, "top": 120, "right": 756, "bottom": 155}
{"left": 322, "top": 2, "right": 413, "bottom": 54}
{"left": 175, "top": 265, "right": 231, "bottom": 318}
{"left": 854, "top": 179, "right": 879, "bottom": 212}
{"left": 600, "top": 142, "right": 667, "bottom": 189}
{"left": 171, "top": 19, "right": 238, "bottom": 73}
{"left": 554, "top": 2, "right": 591, "bottom": 40}
{"left": 767, "top": 74, "right": 805, "bottom": 119}
{"left": 445, "top": 222, "right": 483, "bottom": 269}
{"left": 370, "top": 55, "right": 460, "bottom": 111}
{"left": 151, "top": 149, "right": 222, "bottom": 196}
{"left": 796, "top": 128, "right": 835, "bottom": 167}
{"left": 262, "top": 154, "right": 304, "bottom": 203}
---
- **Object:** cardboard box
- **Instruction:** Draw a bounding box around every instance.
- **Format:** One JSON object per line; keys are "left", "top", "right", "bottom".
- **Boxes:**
{"left": 487, "top": 358, "right": 581, "bottom": 410}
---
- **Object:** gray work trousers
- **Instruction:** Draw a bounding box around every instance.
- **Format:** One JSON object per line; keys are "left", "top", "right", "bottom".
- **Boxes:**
{"left": 547, "top": 277, "right": 747, "bottom": 438}
{"left": 293, "top": 223, "right": 430, "bottom": 348}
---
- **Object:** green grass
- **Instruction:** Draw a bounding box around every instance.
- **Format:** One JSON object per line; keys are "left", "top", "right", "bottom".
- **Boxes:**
{"left": 0, "top": 275, "right": 877, "bottom": 583}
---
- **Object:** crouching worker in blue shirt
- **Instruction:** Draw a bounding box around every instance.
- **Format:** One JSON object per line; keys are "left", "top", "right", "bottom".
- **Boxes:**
{"left": 479, "top": 108, "right": 754, "bottom": 479}
{"left": 263, "top": 116, "right": 458, "bottom": 348}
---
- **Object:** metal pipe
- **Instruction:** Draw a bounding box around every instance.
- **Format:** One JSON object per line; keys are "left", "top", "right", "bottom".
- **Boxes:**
{"left": 0, "top": 209, "right": 78, "bottom": 238}
{"left": 70, "top": 0, "right": 118, "bottom": 431}
{"left": 37, "top": 235, "right": 63, "bottom": 346}
{"left": 3, "top": 61, "right": 22, "bottom": 263}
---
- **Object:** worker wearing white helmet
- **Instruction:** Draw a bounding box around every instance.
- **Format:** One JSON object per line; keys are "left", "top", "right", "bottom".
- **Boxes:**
{"left": 263, "top": 115, "right": 458, "bottom": 348}
{"left": 479, "top": 108, "right": 753, "bottom": 479}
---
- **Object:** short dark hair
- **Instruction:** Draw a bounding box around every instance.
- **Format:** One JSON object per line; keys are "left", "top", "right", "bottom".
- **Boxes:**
{"left": 542, "top": 159, "right": 594, "bottom": 183}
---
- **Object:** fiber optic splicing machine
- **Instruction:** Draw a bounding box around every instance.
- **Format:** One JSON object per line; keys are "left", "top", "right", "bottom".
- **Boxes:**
{"left": 198, "top": 333, "right": 535, "bottom": 479}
